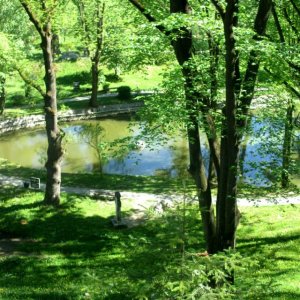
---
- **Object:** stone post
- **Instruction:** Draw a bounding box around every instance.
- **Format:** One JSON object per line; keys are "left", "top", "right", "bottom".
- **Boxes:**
{"left": 115, "top": 191, "right": 121, "bottom": 223}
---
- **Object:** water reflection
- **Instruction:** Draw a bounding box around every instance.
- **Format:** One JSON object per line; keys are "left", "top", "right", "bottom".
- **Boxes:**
{"left": 0, "top": 118, "right": 189, "bottom": 176}
{"left": 0, "top": 118, "right": 298, "bottom": 186}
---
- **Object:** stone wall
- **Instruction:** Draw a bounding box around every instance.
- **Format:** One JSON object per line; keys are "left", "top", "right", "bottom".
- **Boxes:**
{"left": 0, "top": 102, "right": 144, "bottom": 134}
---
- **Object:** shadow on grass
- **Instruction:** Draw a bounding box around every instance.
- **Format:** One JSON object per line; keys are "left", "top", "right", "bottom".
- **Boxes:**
{"left": 238, "top": 233, "right": 300, "bottom": 254}
{"left": 0, "top": 186, "right": 29, "bottom": 202}
{"left": 56, "top": 71, "right": 91, "bottom": 87}
{"left": 0, "top": 189, "right": 204, "bottom": 299}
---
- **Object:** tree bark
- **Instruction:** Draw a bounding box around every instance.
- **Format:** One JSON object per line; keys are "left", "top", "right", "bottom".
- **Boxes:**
{"left": 214, "top": 0, "right": 272, "bottom": 251}
{"left": 90, "top": 61, "right": 99, "bottom": 107}
{"left": 170, "top": 0, "right": 217, "bottom": 253}
{"left": 0, "top": 75, "right": 6, "bottom": 115}
{"left": 20, "top": 1, "right": 63, "bottom": 206}
{"left": 215, "top": 0, "right": 240, "bottom": 252}
{"left": 42, "top": 23, "right": 64, "bottom": 206}
{"left": 89, "top": 3, "right": 105, "bottom": 108}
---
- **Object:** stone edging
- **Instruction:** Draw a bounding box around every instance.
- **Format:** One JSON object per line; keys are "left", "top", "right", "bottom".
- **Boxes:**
{"left": 0, "top": 101, "right": 144, "bottom": 134}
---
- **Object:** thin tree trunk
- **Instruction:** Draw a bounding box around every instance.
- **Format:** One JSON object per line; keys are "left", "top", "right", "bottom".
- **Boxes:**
{"left": 128, "top": 0, "right": 219, "bottom": 253}
{"left": 90, "top": 61, "right": 99, "bottom": 107}
{"left": 282, "top": 100, "right": 294, "bottom": 188}
{"left": 215, "top": 0, "right": 272, "bottom": 252}
{"left": 89, "top": 3, "right": 105, "bottom": 108}
{"left": 171, "top": 0, "right": 217, "bottom": 253}
{"left": 0, "top": 76, "right": 6, "bottom": 115}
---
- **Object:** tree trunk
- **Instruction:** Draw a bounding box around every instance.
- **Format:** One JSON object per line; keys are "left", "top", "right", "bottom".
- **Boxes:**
{"left": 216, "top": 0, "right": 240, "bottom": 253}
{"left": 0, "top": 76, "right": 6, "bottom": 115}
{"left": 89, "top": 3, "right": 105, "bottom": 108}
{"left": 170, "top": 0, "right": 217, "bottom": 253}
{"left": 42, "top": 24, "right": 64, "bottom": 206}
{"left": 187, "top": 106, "right": 217, "bottom": 253}
{"left": 90, "top": 61, "right": 99, "bottom": 107}
{"left": 282, "top": 100, "right": 294, "bottom": 188}
{"left": 19, "top": 2, "right": 64, "bottom": 206}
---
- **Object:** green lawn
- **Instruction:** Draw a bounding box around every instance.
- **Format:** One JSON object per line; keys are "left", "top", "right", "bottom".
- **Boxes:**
{"left": 5, "top": 60, "right": 163, "bottom": 110}
{"left": 2, "top": 61, "right": 161, "bottom": 118}
{"left": 0, "top": 184, "right": 299, "bottom": 299}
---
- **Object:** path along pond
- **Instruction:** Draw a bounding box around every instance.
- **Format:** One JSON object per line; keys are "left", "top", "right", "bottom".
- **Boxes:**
{"left": 0, "top": 117, "right": 299, "bottom": 187}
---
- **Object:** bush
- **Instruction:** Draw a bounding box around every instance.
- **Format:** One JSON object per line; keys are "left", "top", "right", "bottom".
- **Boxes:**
{"left": 117, "top": 86, "right": 131, "bottom": 100}
{"left": 10, "top": 94, "right": 25, "bottom": 106}
{"left": 105, "top": 73, "right": 122, "bottom": 83}
{"left": 103, "top": 83, "right": 110, "bottom": 93}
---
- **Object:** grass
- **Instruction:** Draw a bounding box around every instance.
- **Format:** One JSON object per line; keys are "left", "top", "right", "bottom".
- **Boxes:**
{"left": 0, "top": 185, "right": 299, "bottom": 299}
{"left": 2, "top": 94, "right": 145, "bottom": 118}
{"left": 4, "top": 60, "right": 163, "bottom": 112}
{"left": 237, "top": 205, "right": 300, "bottom": 299}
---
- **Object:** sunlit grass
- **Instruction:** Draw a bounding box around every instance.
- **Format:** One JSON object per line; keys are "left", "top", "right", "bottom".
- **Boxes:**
{"left": 5, "top": 60, "right": 164, "bottom": 112}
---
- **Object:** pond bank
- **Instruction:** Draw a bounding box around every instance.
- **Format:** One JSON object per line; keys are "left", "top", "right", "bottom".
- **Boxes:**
{"left": 0, "top": 101, "right": 144, "bottom": 134}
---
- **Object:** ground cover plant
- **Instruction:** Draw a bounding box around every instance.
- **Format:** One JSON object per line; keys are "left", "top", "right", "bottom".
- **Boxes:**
{"left": 0, "top": 185, "right": 299, "bottom": 299}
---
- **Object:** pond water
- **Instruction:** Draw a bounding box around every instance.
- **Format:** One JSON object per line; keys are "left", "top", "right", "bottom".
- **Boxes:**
{"left": 0, "top": 118, "right": 299, "bottom": 186}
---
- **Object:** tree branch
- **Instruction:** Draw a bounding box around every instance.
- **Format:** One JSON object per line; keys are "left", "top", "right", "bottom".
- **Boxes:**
{"left": 272, "top": 2, "right": 285, "bottom": 43}
{"left": 15, "top": 66, "right": 45, "bottom": 98}
{"left": 237, "top": 0, "right": 272, "bottom": 129}
{"left": 19, "top": 0, "right": 44, "bottom": 37}
{"left": 290, "top": 0, "right": 300, "bottom": 17}
{"left": 287, "top": 60, "right": 300, "bottom": 73}
{"left": 128, "top": 0, "right": 166, "bottom": 33}
{"left": 210, "top": 0, "right": 225, "bottom": 20}
{"left": 265, "top": 68, "right": 300, "bottom": 98}
{"left": 283, "top": 7, "right": 298, "bottom": 35}
{"left": 77, "top": 1, "right": 92, "bottom": 44}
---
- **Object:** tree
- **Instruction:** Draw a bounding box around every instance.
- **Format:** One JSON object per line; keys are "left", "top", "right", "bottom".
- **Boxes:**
{"left": 19, "top": 0, "right": 64, "bottom": 206}
{"left": 73, "top": 0, "right": 105, "bottom": 107}
{"left": 0, "top": 72, "right": 5, "bottom": 115}
{"left": 102, "top": 0, "right": 172, "bottom": 77}
{"left": 268, "top": 0, "right": 300, "bottom": 188}
{"left": 0, "top": 32, "right": 10, "bottom": 115}
{"left": 128, "top": 0, "right": 273, "bottom": 257}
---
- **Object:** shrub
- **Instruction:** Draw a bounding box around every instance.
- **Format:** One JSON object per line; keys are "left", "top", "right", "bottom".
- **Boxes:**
{"left": 117, "top": 86, "right": 131, "bottom": 100}
{"left": 105, "top": 73, "right": 122, "bottom": 83}
{"left": 103, "top": 83, "right": 110, "bottom": 93}
{"left": 10, "top": 94, "right": 25, "bottom": 106}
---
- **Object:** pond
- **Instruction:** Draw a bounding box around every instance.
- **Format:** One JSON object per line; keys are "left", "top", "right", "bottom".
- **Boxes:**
{"left": 0, "top": 117, "right": 299, "bottom": 187}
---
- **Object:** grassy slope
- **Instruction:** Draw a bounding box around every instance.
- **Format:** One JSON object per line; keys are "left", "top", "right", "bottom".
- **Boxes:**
{"left": 0, "top": 185, "right": 299, "bottom": 299}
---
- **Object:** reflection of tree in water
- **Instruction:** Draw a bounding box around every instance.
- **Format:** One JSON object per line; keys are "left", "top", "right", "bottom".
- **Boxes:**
{"left": 170, "top": 139, "right": 189, "bottom": 179}
{"left": 36, "top": 145, "right": 47, "bottom": 167}
{"left": 76, "top": 122, "right": 135, "bottom": 174}
{"left": 76, "top": 123, "right": 109, "bottom": 174}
